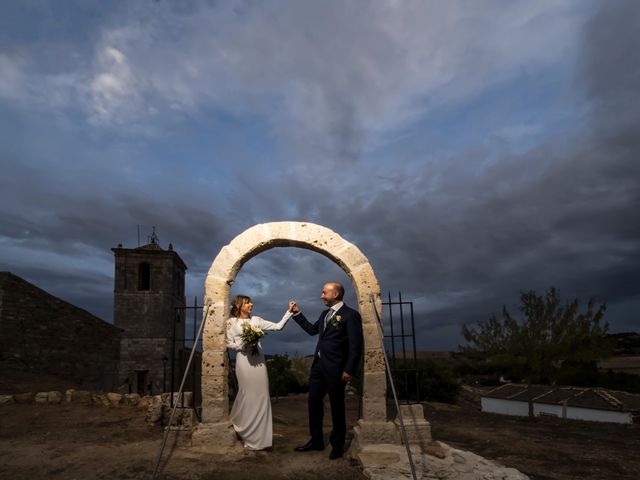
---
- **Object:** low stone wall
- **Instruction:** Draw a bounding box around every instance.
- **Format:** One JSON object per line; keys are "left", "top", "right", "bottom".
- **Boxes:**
{"left": 0, "top": 389, "right": 151, "bottom": 407}
{"left": 0, "top": 388, "right": 196, "bottom": 429}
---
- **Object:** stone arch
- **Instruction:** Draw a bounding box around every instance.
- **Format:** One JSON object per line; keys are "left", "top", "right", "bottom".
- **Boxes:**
{"left": 191, "top": 222, "right": 397, "bottom": 452}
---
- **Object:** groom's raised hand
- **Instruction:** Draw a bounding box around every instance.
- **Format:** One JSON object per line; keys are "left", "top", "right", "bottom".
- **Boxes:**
{"left": 289, "top": 300, "right": 300, "bottom": 314}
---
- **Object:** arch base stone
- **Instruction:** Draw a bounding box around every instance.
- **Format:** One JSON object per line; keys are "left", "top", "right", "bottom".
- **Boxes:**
{"left": 191, "top": 421, "right": 238, "bottom": 453}
{"left": 352, "top": 420, "right": 400, "bottom": 443}
{"left": 350, "top": 406, "right": 432, "bottom": 458}
{"left": 349, "top": 420, "right": 400, "bottom": 457}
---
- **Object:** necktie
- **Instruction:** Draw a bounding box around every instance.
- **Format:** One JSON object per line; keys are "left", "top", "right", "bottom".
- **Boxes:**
{"left": 324, "top": 309, "right": 334, "bottom": 330}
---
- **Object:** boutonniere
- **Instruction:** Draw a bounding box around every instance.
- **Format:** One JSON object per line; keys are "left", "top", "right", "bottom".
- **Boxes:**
{"left": 331, "top": 314, "right": 343, "bottom": 327}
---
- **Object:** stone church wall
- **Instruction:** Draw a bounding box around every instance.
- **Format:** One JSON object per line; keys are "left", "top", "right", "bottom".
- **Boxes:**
{"left": 0, "top": 272, "right": 120, "bottom": 390}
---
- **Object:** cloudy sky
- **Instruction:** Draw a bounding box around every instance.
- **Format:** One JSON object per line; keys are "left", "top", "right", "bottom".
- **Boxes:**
{"left": 1, "top": 0, "right": 638, "bottom": 356}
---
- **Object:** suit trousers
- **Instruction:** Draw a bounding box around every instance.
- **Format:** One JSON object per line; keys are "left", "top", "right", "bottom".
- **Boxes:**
{"left": 308, "top": 359, "right": 347, "bottom": 450}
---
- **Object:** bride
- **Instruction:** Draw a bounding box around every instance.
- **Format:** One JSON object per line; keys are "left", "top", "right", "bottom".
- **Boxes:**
{"left": 225, "top": 295, "right": 293, "bottom": 450}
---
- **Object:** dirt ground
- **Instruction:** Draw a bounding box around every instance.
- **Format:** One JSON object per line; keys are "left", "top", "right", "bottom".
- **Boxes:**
{"left": 0, "top": 393, "right": 367, "bottom": 480}
{"left": 424, "top": 402, "right": 640, "bottom": 480}
{"left": 1, "top": 391, "right": 639, "bottom": 480}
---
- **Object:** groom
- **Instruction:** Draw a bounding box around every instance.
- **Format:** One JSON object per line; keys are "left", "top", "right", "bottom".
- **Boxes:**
{"left": 289, "top": 281, "right": 364, "bottom": 460}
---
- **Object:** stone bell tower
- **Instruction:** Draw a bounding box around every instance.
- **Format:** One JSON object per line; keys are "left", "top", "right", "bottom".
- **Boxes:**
{"left": 112, "top": 229, "right": 186, "bottom": 395}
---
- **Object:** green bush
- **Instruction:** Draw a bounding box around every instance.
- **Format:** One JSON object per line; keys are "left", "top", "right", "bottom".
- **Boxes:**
{"left": 597, "top": 370, "right": 640, "bottom": 393}
{"left": 390, "top": 359, "right": 460, "bottom": 404}
{"left": 555, "top": 361, "right": 599, "bottom": 386}
{"left": 548, "top": 361, "right": 640, "bottom": 393}
{"left": 267, "top": 354, "right": 308, "bottom": 398}
{"left": 288, "top": 355, "right": 311, "bottom": 390}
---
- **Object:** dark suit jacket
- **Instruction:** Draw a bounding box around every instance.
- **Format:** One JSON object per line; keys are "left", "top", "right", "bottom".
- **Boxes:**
{"left": 294, "top": 304, "right": 364, "bottom": 377}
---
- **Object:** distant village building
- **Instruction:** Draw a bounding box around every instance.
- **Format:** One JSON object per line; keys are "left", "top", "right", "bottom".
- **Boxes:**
{"left": 112, "top": 236, "right": 186, "bottom": 396}
{"left": 482, "top": 383, "right": 640, "bottom": 425}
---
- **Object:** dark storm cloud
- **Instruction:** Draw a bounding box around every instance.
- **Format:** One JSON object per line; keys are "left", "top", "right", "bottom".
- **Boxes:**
{"left": 402, "top": 2, "right": 639, "bottom": 341}
{"left": 248, "top": 1, "right": 640, "bottom": 352}
{"left": 0, "top": 156, "right": 234, "bottom": 321}
{"left": 0, "top": 160, "right": 228, "bottom": 263}
{"left": 583, "top": 0, "right": 640, "bottom": 113}
{"left": 2, "top": 1, "right": 638, "bottom": 355}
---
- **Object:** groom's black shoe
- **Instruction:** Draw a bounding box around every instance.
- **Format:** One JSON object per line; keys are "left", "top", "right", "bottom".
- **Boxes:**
{"left": 329, "top": 448, "right": 344, "bottom": 460}
{"left": 294, "top": 440, "right": 324, "bottom": 452}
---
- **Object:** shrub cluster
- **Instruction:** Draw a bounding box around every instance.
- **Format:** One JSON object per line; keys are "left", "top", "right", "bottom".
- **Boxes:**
{"left": 389, "top": 359, "right": 460, "bottom": 403}
{"left": 266, "top": 354, "right": 309, "bottom": 398}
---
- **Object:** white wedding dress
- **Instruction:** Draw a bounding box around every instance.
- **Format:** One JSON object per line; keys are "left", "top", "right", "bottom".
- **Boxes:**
{"left": 226, "top": 311, "right": 292, "bottom": 450}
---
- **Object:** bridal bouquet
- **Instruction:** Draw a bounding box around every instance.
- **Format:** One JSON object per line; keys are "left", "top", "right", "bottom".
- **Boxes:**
{"left": 241, "top": 322, "right": 266, "bottom": 355}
